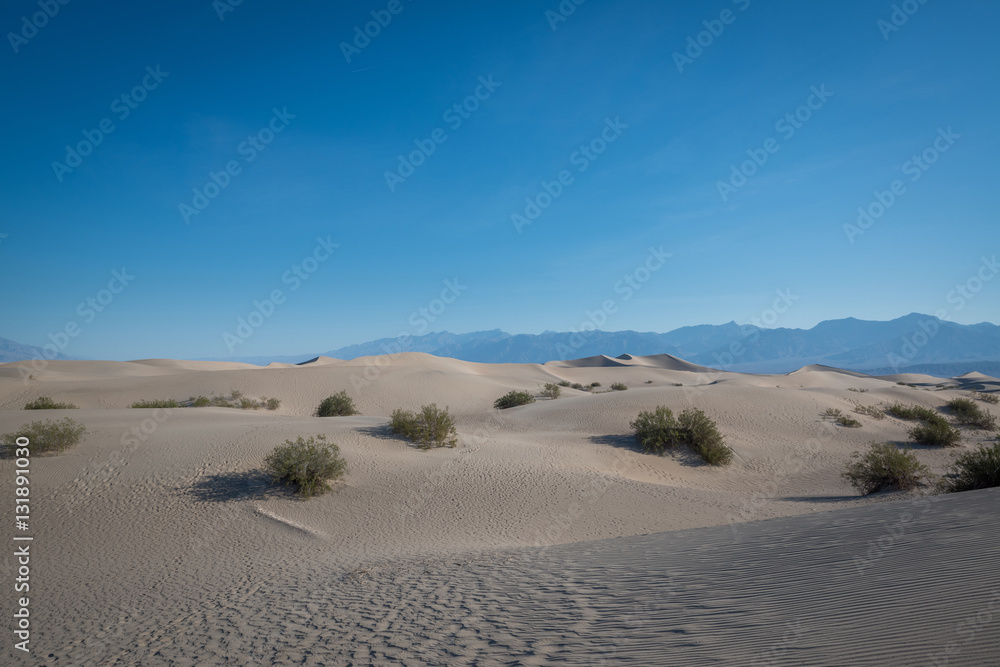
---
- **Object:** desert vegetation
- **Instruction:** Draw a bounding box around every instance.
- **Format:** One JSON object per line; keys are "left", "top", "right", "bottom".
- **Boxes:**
{"left": 939, "top": 439, "right": 1000, "bottom": 493}
{"left": 317, "top": 391, "right": 359, "bottom": 417}
{"left": 23, "top": 396, "right": 78, "bottom": 410}
{"left": 263, "top": 435, "right": 347, "bottom": 498}
{"left": 945, "top": 398, "right": 998, "bottom": 430}
{"left": 822, "top": 408, "right": 862, "bottom": 428}
{"left": 2, "top": 418, "right": 86, "bottom": 456}
{"left": 630, "top": 406, "right": 733, "bottom": 466}
{"left": 389, "top": 404, "right": 458, "bottom": 449}
{"left": 610, "top": 382, "right": 628, "bottom": 391}
{"left": 852, "top": 402, "right": 885, "bottom": 420}
{"left": 131, "top": 394, "right": 280, "bottom": 410}
{"left": 494, "top": 391, "right": 535, "bottom": 410}
{"left": 541, "top": 383, "right": 562, "bottom": 399}
{"left": 970, "top": 391, "right": 999, "bottom": 405}
{"left": 842, "top": 443, "right": 931, "bottom": 495}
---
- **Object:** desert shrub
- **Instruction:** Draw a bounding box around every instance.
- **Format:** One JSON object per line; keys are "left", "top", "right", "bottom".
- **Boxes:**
{"left": 823, "top": 408, "right": 844, "bottom": 418}
{"left": 494, "top": 391, "right": 535, "bottom": 410}
{"left": 939, "top": 439, "right": 1000, "bottom": 493}
{"left": 2, "top": 418, "right": 86, "bottom": 456}
{"left": 265, "top": 398, "right": 281, "bottom": 411}
{"left": 971, "top": 391, "right": 999, "bottom": 405}
{"left": 263, "top": 435, "right": 346, "bottom": 498}
{"left": 210, "top": 396, "right": 235, "bottom": 408}
{"left": 610, "top": 382, "right": 628, "bottom": 391}
{"left": 631, "top": 406, "right": 681, "bottom": 455}
{"left": 630, "top": 406, "right": 732, "bottom": 465}
{"left": 557, "top": 380, "right": 571, "bottom": 387}
{"left": 591, "top": 382, "right": 601, "bottom": 388}
{"left": 317, "top": 391, "right": 359, "bottom": 417}
{"left": 678, "top": 408, "right": 733, "bottom": 465}
{"left": 24, "top": 396, "right": 78, "bottom": 410}
{"left": 946, "top": 398, "right": 998, "bottom": 430}
{"left": 570, "top": 383, "right": 585, "bottom": 390}
{"left": 240, "top": 398, "right": 258, "bottom": 410}
{"left": 909, "top": 419, "right": 962, "bottom": 447}
{"left": 389, "top": 404, "right": 457, "bottom": 449}
{"left": 672, "top": 383, "right": 683, "bottom": 387}
{"left": 645, "top": 380, "right": 653, "bottom": 384}
{"left": 133, "top": 399, "right": 181, "bottom": 409}
{"left": 541, "top": 383, "right": 561, "bottom": 399}
{"left": 853, "top": 403, "right": 886, "bottom": 420}
{"left": 847, "top": 387, "right": 868, "bottom": 393}
{"left": 231, "top": 389, "right": 244, "bottom": 399}
{"left": 884, "top": 402, "right": 938, "bottom": 422}
{"left": 191, "top": 396, "right": 211, "bottom": 408}
{"left": 842, "top": 443, "right": 931, "bottom": 495}
{"left": 838, "top": 415, "right": 862, "bottom": 428}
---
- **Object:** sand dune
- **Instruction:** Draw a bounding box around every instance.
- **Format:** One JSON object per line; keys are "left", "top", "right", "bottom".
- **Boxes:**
{"left": 0, "top": 352, "right": 997, "bottom": 664}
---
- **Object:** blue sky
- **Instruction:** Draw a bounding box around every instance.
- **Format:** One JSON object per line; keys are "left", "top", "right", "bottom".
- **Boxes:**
{"left": 1, "top": 0, "right": 998, "bottom": 360}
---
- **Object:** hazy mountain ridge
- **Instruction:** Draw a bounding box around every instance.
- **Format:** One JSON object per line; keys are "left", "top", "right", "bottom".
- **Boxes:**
{"left": 3, "top": 314, "right": 998, "bottom": 374}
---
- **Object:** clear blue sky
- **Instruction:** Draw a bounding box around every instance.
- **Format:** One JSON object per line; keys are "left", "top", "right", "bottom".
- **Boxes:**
{"left": 1, "top": 0, "right": 998, "bottom": 360}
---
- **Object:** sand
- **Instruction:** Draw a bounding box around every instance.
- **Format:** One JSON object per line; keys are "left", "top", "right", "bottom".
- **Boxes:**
{"left": 0, "top": 352, "right": 997, "bottom": 664}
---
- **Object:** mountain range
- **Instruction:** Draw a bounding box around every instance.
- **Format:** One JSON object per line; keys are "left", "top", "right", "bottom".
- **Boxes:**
{"left": 2, "top": 314, "right": 999, "bottom": 375}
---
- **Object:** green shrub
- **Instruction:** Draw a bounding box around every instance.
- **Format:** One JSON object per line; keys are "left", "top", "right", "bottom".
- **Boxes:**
{"left": 847, "top": 387, "right": 868, "bottom": 393}
{"left": 263, "top": 435, "right": 347, "bottom": 498}
{"left": 672, "top": 383, "right": 683, "bottom": 387}
{"left": 557, "top": 380, "right": 571, "bottom": 387}
{"left": 132, "top": 399, "right": 181, "bottom": 409}
{"left": 230, "top": 389, "right": 244, "bottom": 399}
{"left": 884, "top": 402, "right": 938, "bottom": 421}
{"left": 842, "top": 443, "right": 931, "bottom": 495}
{"left": 3, "top": 418, "right": 86, "bottom": 456}
{"left": 494, "top": 391, "right": 535, "bottom": 410}
{"left": 265, "top": 397, "right": 281, "bottom": 411}
{"left": 541, "top": 383, "right": 561, "bottom": 399}
{"left": 946, "top": 398, "right": 998, "bottom": 430}
{"left": 939, "top": 439, "right": 1000, "bottom": 493}
{"left": 853, "top": 403, "right": 886, "bottom": 420}
{"left": 24, "top": 396, "right": 78, "bottom": 410}
{"left": 631, "top": 406, "right": 681, "bottom": 455}
{"left": 570, "top": 383, "right": 585, "bottom": 390}
{"left": 240, "top": 398, "right": 258, "bottom": 410}
{"left": 909, "top": 419, "right": 962, "bottom": 447}
{"left": 823, "top": 408, "right": 862, "bottom": 428}
{"left": 630, "top": 406, "right": 732, "bottom": 465}
{"left": 971, "top": 391, "right": 999, "bottom": 405}
{"left": 191, "top": 396, "right": 211, "bottom": 408}
{"left": 317, "top": 391, "right": 359, "bottom": 417}
{"left": 591, "top": 382, "right": 601, "bottom": 388}
{"left": 610, "top": 382, "right": 628, "bottom": 391}
{"left": 678, "top": 408, "right": 733, "bottom": 465}
{"left": 390, "top": 404, "right": 457, "bottom": 449}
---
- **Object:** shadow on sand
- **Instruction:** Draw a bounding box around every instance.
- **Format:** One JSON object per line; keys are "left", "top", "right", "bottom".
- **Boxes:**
{"left": 185, "top": 470, "right": 291, "bottom": 503}
{"left": 588, "top": 433, "right": 708, "bottom": 467}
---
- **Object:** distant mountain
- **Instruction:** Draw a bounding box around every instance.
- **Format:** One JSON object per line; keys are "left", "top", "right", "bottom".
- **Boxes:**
{"left": 0, "top": 336, "right": 73, "bottom": 364}
{"left": 309, "top": 314, "right": 1000, "bottom": 374}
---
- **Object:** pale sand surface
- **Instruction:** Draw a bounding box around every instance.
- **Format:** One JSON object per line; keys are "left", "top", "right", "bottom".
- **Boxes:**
{"left": 0, "top": 353, "right": 997, "bottom": 664}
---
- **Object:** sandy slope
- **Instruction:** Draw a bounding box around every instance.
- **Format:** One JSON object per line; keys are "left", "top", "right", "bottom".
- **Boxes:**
{"left": 0, "top": 353, "right": 997, "bottom": 664}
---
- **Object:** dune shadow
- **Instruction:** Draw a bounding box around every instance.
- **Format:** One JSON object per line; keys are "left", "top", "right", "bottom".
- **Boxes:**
{"left": 356, "top": 423, "right": 399, "bottom": 441}
{"left": 588, "top": 434, "right": 707, "bottom": 467}
{"left": 186, "top": 470, "right": 289, "bottom": 503}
